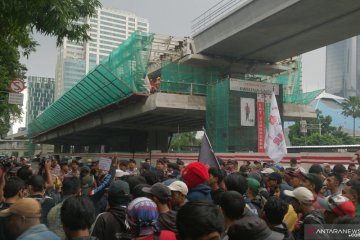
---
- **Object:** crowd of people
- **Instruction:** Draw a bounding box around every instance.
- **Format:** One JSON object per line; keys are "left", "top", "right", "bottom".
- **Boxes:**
{"left": 0, "top": 150, "right": 360, "bottom": 240}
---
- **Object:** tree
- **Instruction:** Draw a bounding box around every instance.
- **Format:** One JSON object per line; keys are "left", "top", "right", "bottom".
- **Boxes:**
{"left": 288, "top": 111, "right": 359, "bottom": 145}
{"left": 169, "top": 132, "right": 202, "bottom": 152}
{"left": 341, "top": 96, "right": 360, "bottom": 137}
{"left": 0, "top": 0, "right": 101, "bottom": 136}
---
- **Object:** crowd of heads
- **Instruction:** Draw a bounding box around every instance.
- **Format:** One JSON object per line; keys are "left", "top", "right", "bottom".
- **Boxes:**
{"left": 0, "top": 151, "right": 359, "bottom": 240}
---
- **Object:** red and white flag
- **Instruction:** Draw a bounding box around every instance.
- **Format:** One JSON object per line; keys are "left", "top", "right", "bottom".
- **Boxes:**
{"left": 266, "top": 92, "right": 287, "bottom": 163}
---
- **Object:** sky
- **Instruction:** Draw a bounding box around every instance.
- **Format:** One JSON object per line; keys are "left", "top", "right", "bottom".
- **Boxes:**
{"left": 15, "top": 0, "right": 326, "bottom": 131}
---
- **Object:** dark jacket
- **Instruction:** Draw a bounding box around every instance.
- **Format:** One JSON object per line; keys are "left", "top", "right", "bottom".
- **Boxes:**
{"left": 294, "top": 209, "right": 325, "bottom": 240}
{"left": 280, "top": 182, "right": 294, "bottom": 204}
{"left": 91, "top": 206, "right": 132, "bottom": 240}
{"left": 211, "top": 188, "right": 225, "bottom": 205}
{"left": 157, "top": 210, "right": 177, "bottom": 233}
{"left": 270, "top": 222, "right": 295, "bottom": 240}
{"left": 187, "top": 184, "right": 212, "bottom": 202}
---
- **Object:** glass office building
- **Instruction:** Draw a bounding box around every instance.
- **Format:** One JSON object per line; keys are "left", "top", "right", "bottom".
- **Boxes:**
{"left": 26, "top": 76, "right": 55, "bottom": 126}
{"left": 54, "top": 7, "right": 149, "bottom": 99}
{"left": 326, "top": 36, "right": 360, "bottom": 98}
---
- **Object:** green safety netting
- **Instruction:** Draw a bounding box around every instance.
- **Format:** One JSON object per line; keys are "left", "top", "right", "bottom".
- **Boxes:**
{"left": 28, "top": 31, "right": 154, "bottom": 138}
{"left": 160, "top": 62, "right": 222, "bottom": 95}
{"left": 244, "top": 58, "right": 320, "bottom": 104}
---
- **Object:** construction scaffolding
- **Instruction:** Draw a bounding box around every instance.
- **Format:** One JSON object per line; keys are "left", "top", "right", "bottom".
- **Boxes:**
{"left": 28, "top": 31, "right": 154, "bottom": 138}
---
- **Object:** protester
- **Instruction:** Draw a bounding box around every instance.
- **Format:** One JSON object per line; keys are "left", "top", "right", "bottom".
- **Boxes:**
{"left": 176, "top": 201, "right": 224, "bottom": 240}
{"left": 286, "top": 171, "right": 303, "bottom": 188}
{"left": 225, "top": 160, "right": 238, "bottom": 174}
{"left": 0, "top": 198, "right": 60, "bottom": 240}
{"left": 142, "top": 183, "right": 177, "bottom": 233}
{"left": 80, "top": 166, "right": 95, "bottom": 196}
{"left": 284, "top": 187, "right": 325, "bottom": 240}
{"left": 308, "top": 164, "right": 325, "bottom": 181}
{"left": 28, "top": 175, "right": 56, "bottom": 225}
{"left": 318, "top": 195, "right": 356, "bottom": 224}
{"left": 342, "top": 180, "right": 360, "bottom": 217}
{"left": 61, "top": 196, "right": 96, "bottom": 240}
{"left": 333, "top": 164, "right": 349, "bottom": 193}
{"left": 126, "top": 197, "right": 159, "bottom": 239}
{"left": 181, "top": 162, "right": 212, "bottom": 202}
{"left": 245, "top": 177, "right": 263, "bottom": 215}
{"left": 127, "top": 159, "right": 140, "bottom": 176}
{"left": 208, "top": 167, "right": 225, "bottom": 205}
{"left": 351, "top": 168, "right": 360, "bottom": 181}
{"left": 91, "top": 180, "right": 132, "bottom": 240}
{"left": 168, "top": 180, "right": 188, "bottom": 211}
{"left": 0, "top": 177, "right": 26, "bottom": 239}
{"left": 323, "top": 164, "right": 332, "bottom": 177}
{"left": 65, "top": 160, "right": 80, "bottom": 178}
{"left": 353, "top": 150, "right": 360, "bottom": 165}
{"left": 47, "top": 177, "right": 81, "bottom": 240}
{"left": 325, "top": 173, "right": 342, "bottom": 196}
{"left": 300, "top": 172, "right": 323, "bottom": 209}
{"left": 219, "top": 191, "right": 245, "bottom": 240}
{"left": 263, "top": 197, "right": 294, "bottom": 240}
{"left": 227, "top": 216, "right": 283, "bottom": 240}
{"left": 0, "top": 177, "right": 25, "bottom": 210}
{"left": 268, "top": 172, "right": 293, "bottom": 203}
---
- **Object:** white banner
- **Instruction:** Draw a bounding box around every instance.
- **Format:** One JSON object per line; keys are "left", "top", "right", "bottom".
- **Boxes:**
{"left": 266, "top": 92, "right": 287, "bottom": 162}
{"left": 230, "top": 79, "right": 280, "bottom": 95}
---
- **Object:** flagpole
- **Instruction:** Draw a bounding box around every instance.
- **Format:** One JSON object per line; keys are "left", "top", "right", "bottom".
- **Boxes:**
{"left": 201, "top": 126, "right": 221, "bottom": 169}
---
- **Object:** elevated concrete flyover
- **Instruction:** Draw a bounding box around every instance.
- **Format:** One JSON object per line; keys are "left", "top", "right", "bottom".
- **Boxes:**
{"left": 32, "top": 93, "right": 206, "bottom": 152}
{"left": 193, "top": 0, "right": 360, "bottom": 62}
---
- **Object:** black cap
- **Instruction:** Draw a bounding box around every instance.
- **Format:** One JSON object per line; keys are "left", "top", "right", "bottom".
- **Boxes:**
{"left": 142, "top": 183, "right": 171, "bottom": 200}
{"left": 302, "top": 173, "right": 323, "bottom": 194}
{"left": 109, "top": 180, "right": 130, "bottom": 196}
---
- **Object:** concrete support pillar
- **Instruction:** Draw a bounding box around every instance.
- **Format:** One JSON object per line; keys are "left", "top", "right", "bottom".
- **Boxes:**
{"left": 147, "top": 131, "right": 170, "bottom": 153}
{"left": 54, "top": 144, "right": 61, "bottom": 154}
{"left": 74, "top": 145, "right": 85, "bottom": 153}
{"left": 62, "top": 144, "right": 71, "bottom": 153}
{"left": 89, "top": 145, "right": 101, "bottom": 153}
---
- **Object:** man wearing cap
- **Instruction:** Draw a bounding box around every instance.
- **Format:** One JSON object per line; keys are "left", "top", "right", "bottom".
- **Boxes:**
{"left": 284, "top": 187, "right": 325, "bottom": 240}
{"left": 0, "top": 198, "right": 59, "bottom": 240}
{"left": 260, "top": 168, "right": 274, "bottom": 189}
{"left": 317, "top": 194, "right": 356, "bottom": 224}
{"left": 286, "top": 171, "right": 303, "bottom": 189}
{"left": 92, "top": 180, "right": 132, "bottom": 240}
{"left": 181, "top": 162, "right": 212, "bottom": 202}
{"left": 142, "top": 183, "right": 177, "bottom": 233}
{"left": 168, "top": 180, "right": 188, "bottom": 211}
{"left": 245, "top": 178, "right": 263, "bottom": 216}
{"left": 300, "top": 172, "right": 323, "bottom": 209}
